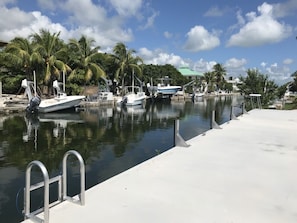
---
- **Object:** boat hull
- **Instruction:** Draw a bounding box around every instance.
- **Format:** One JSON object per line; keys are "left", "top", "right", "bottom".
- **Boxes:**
{"left": 117, "top": 92, "right": 146, "bottom": 106}
{"left": 157, "top": 86, "right": 182, "bottom": 97}
{"left": 38, "top": 95, "right": 85, "bottom": 113}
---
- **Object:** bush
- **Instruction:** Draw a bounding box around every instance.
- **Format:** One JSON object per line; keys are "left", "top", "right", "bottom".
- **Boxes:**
{"left": 0, "top": 75, "right": 25, "bottom": 94}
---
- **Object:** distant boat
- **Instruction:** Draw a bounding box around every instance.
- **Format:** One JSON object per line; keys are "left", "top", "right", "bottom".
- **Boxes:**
{"left": 22, "top": 79, "right": 85, "bottom": 113}
{"left": 156, "top": 76, "right": 181, "bottom": 99}
{"left": 97, "top": 77, "right": 114, "bottom": 104}
{"left": 195, "top": 92, "right": 205, "bottom": 97}
{"left": 192, "top": 84, "right": 207, "bottom": 101}
{"left": 157, "top": 85, "right": 182, "bottom": 95}
{"left": 123, "top": 91, "right": 146, "bottom": 106}
{"left": 117, "top": 70, "right": 146, "bottom": 106}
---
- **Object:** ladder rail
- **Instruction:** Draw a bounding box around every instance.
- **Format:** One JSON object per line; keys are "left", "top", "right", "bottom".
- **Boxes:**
{"left": 23, "top": 150, "right": 85, "bottom": 223}
{"left": 25, "top": 160, "right": 50, "bottom": 223}
{"left": 62, "top": 150, "right": 85, "bottom": 205}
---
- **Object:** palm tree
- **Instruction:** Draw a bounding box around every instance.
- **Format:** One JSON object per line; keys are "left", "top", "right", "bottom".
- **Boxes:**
{"left": 203, "top": 71, "right": 216, "bottom": 93}
{"left": 67, "top": 36, "right": 106, "bottom": 83}
{"left": 111, "top": 42, "right": 143, "bottom": 95}
{"left": 30, "top": 29, "right": 71, "bottom": 84}
{"left": 239, "top": 69, "right": 277, "bottom": 105}
{"left": 291, "top": 71, "right": 297, "bottom": 92}
{"left": 213, "top": 63, "right": 226, "bottom": 91}
{"left": 2, "top": 37, "right": 42, "bottom": 77}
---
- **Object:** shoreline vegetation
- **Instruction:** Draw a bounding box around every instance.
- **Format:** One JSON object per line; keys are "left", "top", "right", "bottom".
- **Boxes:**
{"left": 0, "top": 91, "right": 296, "bottom": 116}
{"left": 0, "top": 29, "right": 297, "bottom": 112}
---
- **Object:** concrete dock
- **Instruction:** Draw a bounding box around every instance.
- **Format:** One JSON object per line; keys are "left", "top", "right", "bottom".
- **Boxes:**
{"left": 22, "top": 109, "right": 297, "bottom": 223}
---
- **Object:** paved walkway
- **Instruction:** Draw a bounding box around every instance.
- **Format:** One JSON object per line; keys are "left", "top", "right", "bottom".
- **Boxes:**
{"left": 22, "top": 109, "right": 297, "bottom": 223}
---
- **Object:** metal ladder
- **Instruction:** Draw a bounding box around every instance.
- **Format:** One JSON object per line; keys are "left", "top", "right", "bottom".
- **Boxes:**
{"left": 24, "top": 150, "right": 85, "bottom": 223}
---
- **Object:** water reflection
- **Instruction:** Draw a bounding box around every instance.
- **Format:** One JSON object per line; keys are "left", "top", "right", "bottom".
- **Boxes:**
{"left": 0, "top": 95, "right": 243, "bottom": 223}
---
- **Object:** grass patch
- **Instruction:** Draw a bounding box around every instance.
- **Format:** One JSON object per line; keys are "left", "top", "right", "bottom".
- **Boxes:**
{"left": 283, "top": 97, "right": 297, "bottom": 110}
{"left": 283, "top": 103, "right": 297, "bottom": 110}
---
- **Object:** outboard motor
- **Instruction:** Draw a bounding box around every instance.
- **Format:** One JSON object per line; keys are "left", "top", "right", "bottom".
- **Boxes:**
{"left": 26, "top": 96, "right": 41, "bottom": 114}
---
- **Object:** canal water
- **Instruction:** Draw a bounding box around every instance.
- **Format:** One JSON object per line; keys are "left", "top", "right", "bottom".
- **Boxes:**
{"left": 0, "top": 95, "right": 244, "bottom": 223}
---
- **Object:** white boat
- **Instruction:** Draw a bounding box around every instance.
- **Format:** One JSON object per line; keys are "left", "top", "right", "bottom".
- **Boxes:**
{"left": 193, "top": 92, "right": 205, "bottom": 100}
{"left": 195, "top": 92, "right": 204, "bottom": 97}
{"left": 192, "top": 84, "right": 207, "bottom": 101}
{"left": 157, "top": 85, "right": 182, "bottom": 95}
{"left": 22, "top": 79, "right": 85, "bottom": 113}
{"left": 117, "top": 88, "right": 146, "bottom": 106}
{"left": 117, "top": 71, "right": 146, "bottom": 106}
{"left": 156, "top": 76, "right": 182, "bottom": 98}
{"left": 38, "top": 93, "right": 85, "bottom": 113}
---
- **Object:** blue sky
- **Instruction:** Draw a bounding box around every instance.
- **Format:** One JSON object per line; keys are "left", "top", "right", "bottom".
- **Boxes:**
{"left": 0, "top": 0, "right": 297, "bottom": 84}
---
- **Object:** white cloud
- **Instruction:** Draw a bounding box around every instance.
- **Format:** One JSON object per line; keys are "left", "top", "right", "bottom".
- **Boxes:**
{"left": 271, "top": 62, "right": 278, "bottom": 67}
{"left": 0, "top": 0, "right": 15, "bottom": 6}
{"left": 138, "top": 47, "right": 185, "bottom": 67}
{"left": 243, "top": 60, "right": 294, "bottom": 85}
{"left": 184, "top": 25, "right": 220, "bottom": 52}
{"left": 236, "top": 10, "right": 245, "bottom": 26}
{"left": 0, "top": 7, "right": 34, "bottom": 30}
{"left": 272, "top": 0, "right": 297, "bottom": 18}
{"left": 138, "top": 47, "right": 154, "bottom": 58}
{"left": 204, "top": 6, "right": 224, "bottom": 17}
{"left": 260, "top": 62, "right": 293, "bottom": 84}
{"left": 37, "top": 0, "right": 56, "bottom": 10}
{"left": 225, "top": 58, "right": 247, "bottom": 69}
{"left": 63, "top": 0, "right": 109, "bottom": 26}
{"left": 283, "top": 58, "right": 293, "bottom": 65}
{"left": 227, "top": 10, "right": 245, "bottom": 35}
{"left": 164, "top": 31, "right": 172, "bottom": 39}
{"left": 67, "top": 26, "right": 133, "bottom": 50}
{"left": 227, "top": 2, "right": 293, "bottom": 47}
{"left": 191, "top": 57, "right": 248, "bottom": 79}
{"left": 0, "top": 8, "right": 67, "bottom": 41}
{"left": 61, "top": 0, "right": 135, "bottom": 47}
{"left": 223, "top": 58, "right": 247, "bottom": 78}
{"left": 193, "top": 59, "right": 217, "bottom": 73}
{"left": 0, "top": 1, "right": 135, "bottom": 49}
{"left": 140, "top": 10, "right": 159, "bottom": 30}
{"left": 110, "top": 0, "right": 143, "bottom": 17}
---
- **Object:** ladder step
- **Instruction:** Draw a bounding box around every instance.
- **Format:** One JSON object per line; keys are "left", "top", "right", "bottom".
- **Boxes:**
{"left": 29, "top": 175, "right": 61, "bottom": 191}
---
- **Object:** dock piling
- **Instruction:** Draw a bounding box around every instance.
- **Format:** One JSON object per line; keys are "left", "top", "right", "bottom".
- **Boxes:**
{"left": 174, "top": 119, "right": 189, "bottom": 147}
{"left": 211, "top": 110, "right": 221, "bottom": 129}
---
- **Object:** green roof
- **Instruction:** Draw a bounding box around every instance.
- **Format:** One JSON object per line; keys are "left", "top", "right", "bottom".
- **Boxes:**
{"left": 178, "top": 66, "right": 203, "bottom": 77}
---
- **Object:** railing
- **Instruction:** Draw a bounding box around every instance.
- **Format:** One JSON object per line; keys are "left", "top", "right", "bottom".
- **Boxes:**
{"left": 62, "top": 150, "right": 85, "bottom": 205}
{"left": 24, "top": 150, "right": 85, "bottom": 223}
{"left": 25, "top": 160, "right": 50, "bottom": 223}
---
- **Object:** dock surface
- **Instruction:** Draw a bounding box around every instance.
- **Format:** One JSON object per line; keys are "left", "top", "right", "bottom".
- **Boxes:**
{"left": 22, "top": 109, "right": 297, "bottom": 223}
